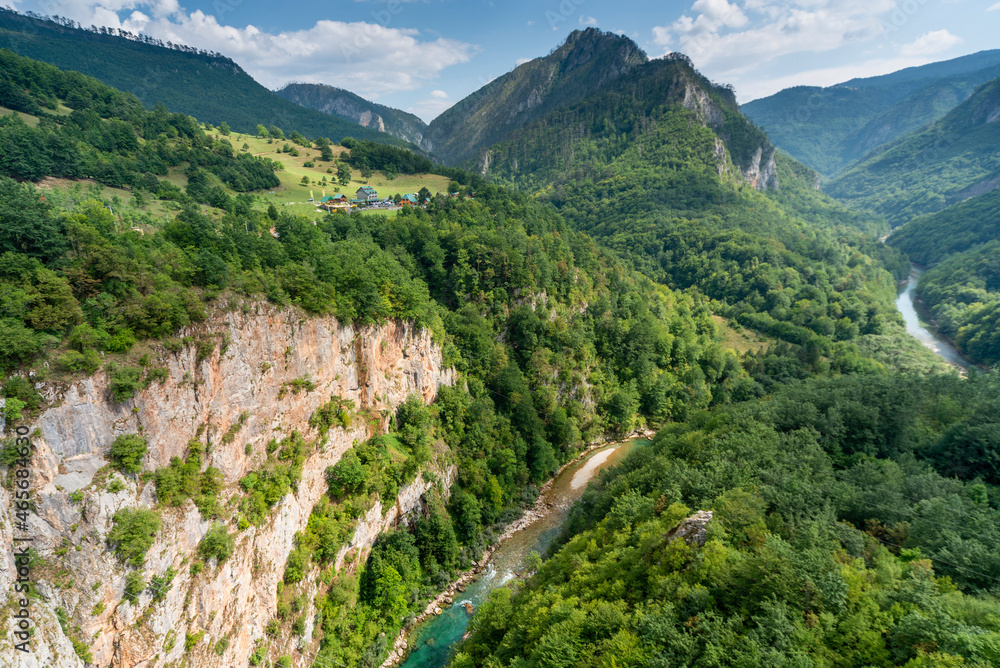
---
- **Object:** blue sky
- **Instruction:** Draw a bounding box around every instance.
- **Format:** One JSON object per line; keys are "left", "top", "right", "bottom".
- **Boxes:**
{"left": 12, "top": 0, "right": 1000, "bottom": 121}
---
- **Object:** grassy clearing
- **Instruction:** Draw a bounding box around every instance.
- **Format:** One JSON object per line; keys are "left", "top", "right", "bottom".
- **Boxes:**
{"left": 36, "top": 176, "right": 180, "bottom": 222}
{"left": 713, "top": 315, "right": 770, "bottom": 355}
{"left": 210, "top": 130, "right": 450, "bottom": 218}
{"left": 31, "top": 124, "right": 448, "bottom": 228}
{"left": 0, "top": 105, "right": 40, "bottom": 126}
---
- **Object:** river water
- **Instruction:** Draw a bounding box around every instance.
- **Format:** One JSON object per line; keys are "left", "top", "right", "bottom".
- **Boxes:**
{"left": 398, "top": 439, "right": 642, "bottom": 668}
{"left": 896, "top": 264, "right": 970, "bottom": 369}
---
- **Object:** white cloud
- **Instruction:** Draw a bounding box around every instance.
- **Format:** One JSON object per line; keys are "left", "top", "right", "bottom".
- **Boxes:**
{"left": 429, "top": 89, "right": 448, "bottom": 99}
{"left": 19, "top": 1, "right": 476, "bottom": 100}
{"left": 516, "top": 57, "right": 532, "bottom": 66}
{"left": 408, "top": 92, "right": 454, "bottom": 122}
{"left": 900, "top": 30, "right": 962, "bottom": 57}
{"left": 988, "top": 1, "right": 1000, "bottom": 10}
{"left": 652, "top": 0, "right": 894, "bottom": 76}
{"left": 580, "top": 15, "right": 598, "bottom": 26}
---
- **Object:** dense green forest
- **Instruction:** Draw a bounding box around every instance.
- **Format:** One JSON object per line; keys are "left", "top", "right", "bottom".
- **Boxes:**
{"left": 889, "top": 189, "right": 1000, "bottom": 266}
{"left": 1, "top": 34, "right": 983, "bottom": 668}
{"left": 455, "top": 371, "right": 1000, "bottom": 667}
{"left": 741, "top": 50, "right": 1000, "bottom": 176}
{"left": 826, "top": 76, "right": 1000, "bottom": 227}
{"left": 915, "top": 241, "right": 1000, "bottom": 365}
{"left": 0, "top": 49, "right": 280, "bottom": 197}
{"left": 0, "top": 9, "right": 409, "bottom": 145}
{"left": 0, "top": 47, "right": 788, "bottom": 668}
{"left": 476, "top": 59, "right": 917, "bottom": 374}
{"left": 883, "top": 177, "right": 1000, "bottom": 366}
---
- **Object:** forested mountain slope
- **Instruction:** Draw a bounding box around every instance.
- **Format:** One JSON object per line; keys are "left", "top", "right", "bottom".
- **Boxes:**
{"left": 889, "top": 188, "right": 1000, "bottom": 267}
{"left": 0, "top": 8, "right": 407, "bottom": 144}
{"left": 454, "top": 371, "right": 1000, "bottom": 667}
{"left": 453, "top": 35, "right": 918, "bottom": 375}
{"left": 276, "top": 83, "right": 427, "bottom": 145}
{"left": 742, "top": 50, "right": 1000, "bottom": 176}
{"left": 882, "top": 187, "right": 1000, "bottom": 366}
{"left": 826, "top": 76, "right": 1000, "bottom": 227}
{"left": 422, "top": 28, "right": 647, "bottom": 166}
{"left": 0, "top": 46, "right": 843, "bottom": 668}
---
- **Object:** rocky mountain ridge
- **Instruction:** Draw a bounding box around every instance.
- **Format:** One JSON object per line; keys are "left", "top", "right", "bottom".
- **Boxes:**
{"left": 276, "top": 83, "right": 428, "bottom": 146}
{"left": 422, "top": 28, "right": 648, "bottom": 166}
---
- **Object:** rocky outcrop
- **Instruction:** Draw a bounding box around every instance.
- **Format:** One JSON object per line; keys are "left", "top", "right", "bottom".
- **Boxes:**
{"left": 741, "top": 146, "right": 779, "bottom": 191}
{"left": 0, "top": 302, "right": 455, "bottom": 667}
{"left": 682, "top": 79, "right": 723, "bottom": 129}
{"left": 667, "top": 510, "right": 714, "bottom": 547}
{"left": 276, "top": 83, "right": 427, "bottom": 145}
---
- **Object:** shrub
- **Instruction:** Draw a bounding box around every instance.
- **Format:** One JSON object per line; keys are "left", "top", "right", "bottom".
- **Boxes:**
{"left": 108, "top": 434, "right": 148, "bottom": 474}
{"left": 185, "top": 630, "right": 205, "bottom": 652}
{"left": 68, "top": 323, "right": 108, "bottom": 352}
{"left": 105, "top": 328, "right": 137, "bottom": 353}
{"left": 198, "top": 523, "right": 234, "bottom": 563}
{"left": 107, "top": 508, "right": 161, "bottom": 566}
{"left": 2, "top": 397, "right": 26, "bottom": 422}
{"left": 107, "top": 364, "right": 144, "bottom": 402}
{"left": 2, "top": 376, "right": 42, "bottom": 411}
{"left": 214, "top": 637, "right": 230, "bottom": 656}
{"left": 149, "top": 567, "right": 176, "bottom": 603}
{"left": 123, "top": 571, "right": 145, "bottom": 604}
{"left": 105, "top": 476, "right": 126, "bottom": 494}
{"left": 55, "top": 349, "right": 101, "bottom": 373}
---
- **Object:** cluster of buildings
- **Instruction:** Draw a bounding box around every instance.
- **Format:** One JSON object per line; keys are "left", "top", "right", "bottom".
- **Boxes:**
{"left": 317, "top": 185, "right": 430, "bottom": 212}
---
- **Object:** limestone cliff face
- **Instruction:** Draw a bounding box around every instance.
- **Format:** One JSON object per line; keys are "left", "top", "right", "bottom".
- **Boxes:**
{"left": 681, "top": 79, "right": 724, "bottom": 129}
{"left": 275, "top": 83, "right": 427, "bottom": 145}
{"left": 0, "top": 303, "right": 455, "bottom": 667}
{"left": 740, "top": 146, "right": 779, "bottom": 192}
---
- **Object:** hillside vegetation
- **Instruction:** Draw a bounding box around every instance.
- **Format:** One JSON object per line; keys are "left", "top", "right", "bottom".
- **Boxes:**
{"left": 889, "top": 186, "right": 1000, "bottom": 267}
{"left": 449, "top": 32, "right": 915, "bottom": 375}
{"left": 455, "top": 371, "right": 1000, "bottom": 668}
{"left": 0, "top": 30, "right": 981, "bottom": 668}
{"left": 826, "top": 76, "right": 1000, "bottom": 227}
{"left": 276, "top": 82, "right": 427, "bottom": 145}
{"left": 422, "top": 28, "right": 648, "bottom": 166}
{"left": 915, "top": 241, "right": 1000, "bottom": 365}
{"left": 0, "top": 8, "right": 409, "bottom": 145}
{"left": 742, "top": 50, "right": 1000, "bottom": 176}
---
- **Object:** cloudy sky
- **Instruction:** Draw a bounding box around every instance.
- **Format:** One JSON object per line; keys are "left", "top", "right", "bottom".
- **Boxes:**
{"left": 10, "top": 0, "right": 1000, "bottom": 121}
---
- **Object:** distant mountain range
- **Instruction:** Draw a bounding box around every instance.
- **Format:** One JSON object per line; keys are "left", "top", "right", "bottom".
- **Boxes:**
{"left": 742, "top": 50, "right": 1000, "bottom": 177}
{"left": 275, "top": 83, "right": 427, "bottom": 146}
{"left": 826, "top": 75, "right": 1000, "bottom": 226}
{"left": 0, "top": 8, "right": 412, "bottom": 146}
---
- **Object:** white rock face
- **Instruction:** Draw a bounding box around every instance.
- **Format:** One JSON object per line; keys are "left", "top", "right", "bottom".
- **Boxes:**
{"left": 740, "top": 147, "right": 779, "bottom": 192}
{"left": 0, "top": 304, "right": 455, "bottom": 667}
{"left": 667, "top": 510, "right": 714, "bottom": 547}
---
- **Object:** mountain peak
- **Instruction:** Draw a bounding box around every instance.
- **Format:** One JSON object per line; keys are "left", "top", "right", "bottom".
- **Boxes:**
{"left": 422, "top": 29, "right": 647, "bottom": 164}
{"left": 555, "top": 28, "right": 647, "bottom": 73}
